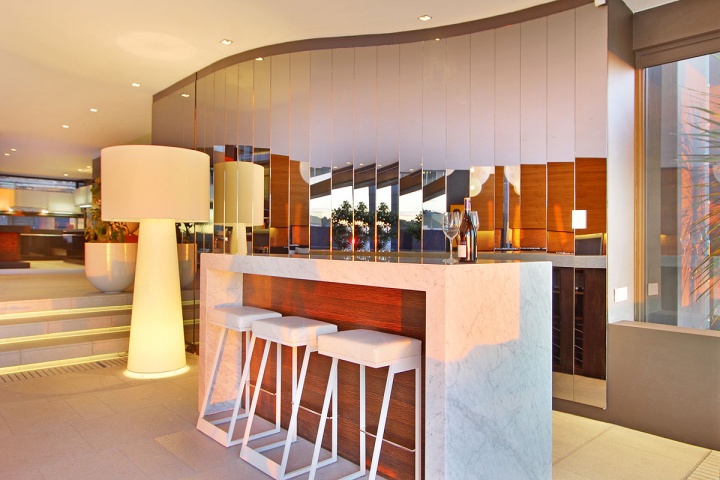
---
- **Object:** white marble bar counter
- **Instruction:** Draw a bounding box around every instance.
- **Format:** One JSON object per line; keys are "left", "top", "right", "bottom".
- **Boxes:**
{"left": 199, "top": 253, "right": 552, "bottom": 479}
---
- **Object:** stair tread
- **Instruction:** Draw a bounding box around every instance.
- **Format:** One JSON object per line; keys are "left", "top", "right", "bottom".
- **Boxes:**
{"left": 0, "top": 330, "right": 129, "bottom": 353}
{"left": 0, "top": 308, "right": 132, "bottom": 326}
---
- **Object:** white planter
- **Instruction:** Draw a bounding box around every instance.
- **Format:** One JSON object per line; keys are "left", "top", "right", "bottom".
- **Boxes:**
{"left": 178, "top": 243, "right": 197, "bottom": 289}
{"left": 85, "top": 243, "right": 138, "bottom": 293}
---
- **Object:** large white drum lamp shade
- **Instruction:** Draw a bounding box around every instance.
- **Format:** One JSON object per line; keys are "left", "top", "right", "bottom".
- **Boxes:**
{"left": 102, "top": 145, "right": 210, "bottom": 378}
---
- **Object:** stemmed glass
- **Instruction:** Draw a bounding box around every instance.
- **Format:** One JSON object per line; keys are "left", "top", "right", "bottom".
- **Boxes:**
{"left": 442, "top": 211, "right": 461, "bottom": 264}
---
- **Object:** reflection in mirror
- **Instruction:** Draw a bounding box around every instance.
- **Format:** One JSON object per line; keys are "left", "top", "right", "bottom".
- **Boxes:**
{"left": 446, "top": 169, "right": 470, "bottom": 252}
{"left": 422, "top": 171, "right": 446, "bottom": 252}
{"left": 575, "top": 158, "right": 607, "bottom": 255}
{"left": 399, "top": 169, "right": 422, "bottom": 252}
{"left": 495, "top": 166, "right": 521, "bottom": 249}
{"left": 547, "top": 162, "right": 575, "bottom": 253}
{"left": 520, "top": 165, "right": 547, "bottom": 250}
{"left": 470, "top": 166, "right": 495, "bottom": 251}
{"left": 331, "top": 166, "right": 353, "bottom": 251}
{"left": 253, "top": 148, "right": 271, "bottom": 253}
{"left": 354, "top": 165, "right": 376, "bottom": 252}
{"left": 551, "top": 266, "right": 575, "bottom": 402}
{"left": 376, "top": 163, "right": 399, "bottom": 252}
{"left": 289, "top": 160, "right": 310, "bottom": 249}
{"left": 310, "top": 166, "right": 331, "bottom": 250}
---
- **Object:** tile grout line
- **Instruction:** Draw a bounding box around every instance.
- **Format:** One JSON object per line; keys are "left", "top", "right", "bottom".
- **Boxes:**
{"left": 553, "top": 418, "right": 614, "bottom": 464}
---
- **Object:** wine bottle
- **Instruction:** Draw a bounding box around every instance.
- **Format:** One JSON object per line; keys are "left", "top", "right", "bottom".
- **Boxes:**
{"left": 459, "top": 197, "right": 476, "bottom": 262}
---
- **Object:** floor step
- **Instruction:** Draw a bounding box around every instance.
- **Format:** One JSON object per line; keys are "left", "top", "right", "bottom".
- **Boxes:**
{"left": 0, "top": 308, "right": 132, "bottom": 341}
{"left": 0, "top": 330, "right": 130, "bottom": 370}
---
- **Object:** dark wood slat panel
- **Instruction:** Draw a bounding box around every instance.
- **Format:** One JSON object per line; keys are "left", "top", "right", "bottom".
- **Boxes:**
{"left": 243, "top": 274, "right": 425, "bottom": 479}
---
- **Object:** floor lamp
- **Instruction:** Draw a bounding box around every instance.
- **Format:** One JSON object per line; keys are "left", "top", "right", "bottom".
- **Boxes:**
{"left": 101, "top": 145, "right": 209, "bottom": 379}
{"left": 213, "top": 161, "right": 264, "bottom": 255}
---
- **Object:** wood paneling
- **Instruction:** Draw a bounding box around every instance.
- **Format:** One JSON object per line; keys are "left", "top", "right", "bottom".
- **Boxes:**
{"left": 520, "top": 164, "right": 547, "bottom": 229}
{"left": 243, "top": 274, "right": 425, "bottom": 480}
{"left": 575, "top": 158, "right": 607, "bottom": 236}
{"left": 547, "top": 162, "right": 574, "bottom": 233}
{"left": 289, "top": 159, "right": 309, "bottom": 245}
{"left": 270, "top": 155, "right": 289, "bottom": 228}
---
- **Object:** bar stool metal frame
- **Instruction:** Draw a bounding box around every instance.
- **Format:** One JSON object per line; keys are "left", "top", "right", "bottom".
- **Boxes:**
{"left": 309, "top": 329, "right": 422, "bottom": 480}
{"left": 196, "top": 305, "right": 282, "bottom": 447}
{"left": 240, "top": 316, "right": 339, "bottom": 480}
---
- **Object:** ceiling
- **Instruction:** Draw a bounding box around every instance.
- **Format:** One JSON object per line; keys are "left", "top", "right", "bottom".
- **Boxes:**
{"left": 0, "top": 0, "right": 676, "bottom": 182}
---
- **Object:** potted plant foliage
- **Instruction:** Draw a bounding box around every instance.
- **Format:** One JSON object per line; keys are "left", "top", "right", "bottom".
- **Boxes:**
{"left": 176, "top": 222, "right": 196, "bottom": 289}
{"left": 84, "top": 178, "right": 138, "bottom": 293}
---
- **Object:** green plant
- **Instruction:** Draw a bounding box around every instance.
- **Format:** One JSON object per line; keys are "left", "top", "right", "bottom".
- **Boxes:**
{"left": 176, "top": 223, "right": 194, "bottom": 243}
{"left": 376, "top": 202, "right": 398, "bottom": 251}
{"left": 403, "top": 212, "right": 423, "bottom": 243}
{"left": 84, "top": 178, "right": 130, "bottom": 243}
{"left": 331, "top": 200, "right": 353, "bottom": 250}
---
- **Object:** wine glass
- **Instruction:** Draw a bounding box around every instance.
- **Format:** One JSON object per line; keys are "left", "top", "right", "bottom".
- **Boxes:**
{"left": 442, "top": 211, "right": 461, "bottom": 264}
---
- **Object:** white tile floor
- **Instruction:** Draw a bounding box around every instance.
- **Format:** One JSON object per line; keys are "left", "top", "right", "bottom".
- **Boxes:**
{"left": 0, "top": 355, "right": 716, "bottom": 479}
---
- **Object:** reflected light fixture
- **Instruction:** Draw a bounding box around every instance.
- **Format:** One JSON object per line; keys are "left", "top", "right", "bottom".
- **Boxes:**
{"left": 62, "top": 124, "right": 70, "bottom": 129}
{"left": 213, "top": 161, "right": 264, "bottom": 255}
{"left": 102, "top": 145, "right": 209, "bottom": 379}
{"left": 131, "top": 82, "right": 141, "bottom": 87}
{"left": 418, "top": 14, "right": 432, "bottom": 21}
{"left": 10, "top": 148, "right": 16, "bottom": 151}
{"left": 90, "top": 108, "right": 98, "bottom": 113}
{"left": 572, "top": 210, "right": 587, "bottom": 230}
{"left": 255, "top": 57, "right": 264, "bottom": 61}
{"left": 220, "top": 39, "right": 233, "bottom": 45}
{"left": 181, "top": 93, "right": 190, "bottom": 98}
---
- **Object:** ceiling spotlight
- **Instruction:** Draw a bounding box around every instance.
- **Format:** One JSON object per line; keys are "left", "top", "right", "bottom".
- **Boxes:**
{"left": 131, "top": 82, "right": 141, "bottom": 87}
{"left": 435, "top": 38, "right": 441, "bottom": 41}
{"left": 418, "top": 15, "right": 432, "bottom": 22}
{"left": 77, "top": 168, "right": 83, "bottom": 172}
{"left": 181, "top": 93, "right": 190, "bottom": 98}
{"left": 62, "top": 124, "right": 70, "bottom": 129}
{"left": 86, "top": 165, "right": 91, "bottom": 168}
{"left": 220, "top": 39, "right": 233, "bottom": 45}
{"left": 255, "top": 57, "right": 264, "bottom": 61}
{"left": 10, "top": 148, "right": 16, "bottom": 151}
{"left": 4, "top": 153, "right": 9, "bottom": 156}
{"left": 90, "top": 108, "right": 98, "bottom": 113}
{"left": 63, "top": 173, "right": 68, "bottom": 177}
{"left": 359, "top": 163, "right": 364, "bottom": 166}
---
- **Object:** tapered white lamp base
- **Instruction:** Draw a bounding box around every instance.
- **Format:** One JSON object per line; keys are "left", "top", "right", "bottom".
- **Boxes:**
{"left": 125, "top": 218, "right": 187, "bottom": 378}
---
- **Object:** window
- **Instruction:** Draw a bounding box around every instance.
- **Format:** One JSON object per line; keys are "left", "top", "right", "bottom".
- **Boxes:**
{"left": 644, "top": 53, "right": 720, "bottom": 330}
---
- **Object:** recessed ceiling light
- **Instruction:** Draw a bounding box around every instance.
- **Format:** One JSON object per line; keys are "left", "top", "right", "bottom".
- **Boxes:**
{"left": 359, "top": 163, "right": 364, "bottom": 166}
{"left": 4, "top": 153, "right": 9, "bottom": 156}
{"left": 77, "top": 168, "right": 82, "bottom": 172}
{"left": 435, "top": 38, "right": 441, "bottom": 41}
{"left": 63, "top": 173, "right": 68, "bottom": 177}
{"left": 220, "top": 39, "right": 233, "bottom": 45}
{"left": 131, "top": 82, "right": 141, "bottom": 87}
{"left": 255, "top": 57, "right": 264, "bottom": 61}
{"left": 333, "top": 166, "right": 338, "bottom": 169}
{"left": 90, "top": 108, "right": 98, "bottom": 113}
{"left": 409, "top": 168, "right": 415, "bottom": 171}
{"left": 181, "top": 93, "right": 190, "bottom": 98}
{"left": 10, "top": 148, "right": 16, "bottom": 152}
{"left": 62, "top": 124, "right": 70, "bottom": 129}
{"left": 418, "top": 15, "right": 432, "bottom": 22}
{"left": 378, "top": 164, "right": 382, "bottom": 167}
{"left": 346, "top": 162, "right": 351, "bottom": 165}
{"left": 86, "top": 165, "right": 91, "bottom": 168}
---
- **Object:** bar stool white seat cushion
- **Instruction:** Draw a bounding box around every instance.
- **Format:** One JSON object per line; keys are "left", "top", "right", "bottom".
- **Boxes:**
{"left": 252, "top": 316, "right": 338, "bottom": 348}
{"left": 318, "top": 329, "right": 421, "bottom": 368}
{"left": 208, "top": 305, "right": 282, "bottom": 331}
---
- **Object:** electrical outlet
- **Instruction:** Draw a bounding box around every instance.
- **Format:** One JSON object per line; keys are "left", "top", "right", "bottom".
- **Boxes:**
{"left": 614, "top": 286, "right": 628, "bottom": 303}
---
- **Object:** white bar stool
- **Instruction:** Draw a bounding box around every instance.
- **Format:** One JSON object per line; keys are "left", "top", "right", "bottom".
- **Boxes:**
{"left": 196, "top": 305, "right": 281, "bottom": 447}
{"left": 309, "top": 329, "right": 422, "bottom": 480}
{"left": 240, "top": 315, "right": 339, "bottom": 480}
